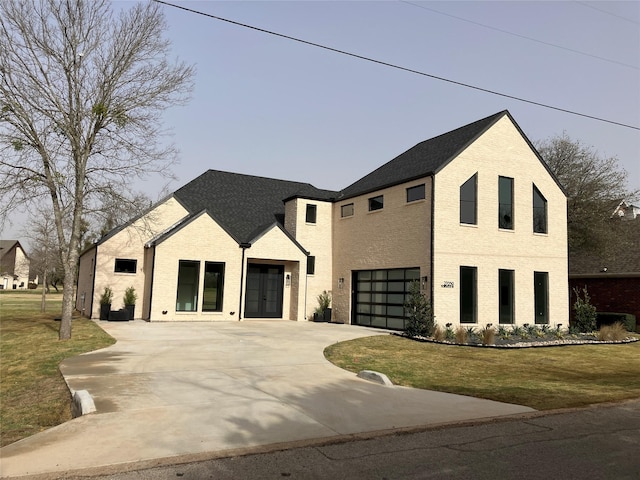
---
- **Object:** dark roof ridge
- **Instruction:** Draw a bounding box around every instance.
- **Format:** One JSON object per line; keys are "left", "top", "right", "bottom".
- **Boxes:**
{"left": 337, "top": 110, "right": 509, "bottom": 200}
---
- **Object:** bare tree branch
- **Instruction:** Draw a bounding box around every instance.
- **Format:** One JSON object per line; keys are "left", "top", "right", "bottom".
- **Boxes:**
{"left": 0, "top": 0, "right": 194, "bottom": 339}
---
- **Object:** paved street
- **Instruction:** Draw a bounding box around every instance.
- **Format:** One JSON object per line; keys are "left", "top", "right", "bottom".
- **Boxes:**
{"left": 67, "top": 400, "right": 640, "bottom": 480}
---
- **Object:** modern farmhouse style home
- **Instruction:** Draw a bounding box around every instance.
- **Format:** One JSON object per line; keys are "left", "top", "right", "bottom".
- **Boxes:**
{"left": 76, "top": 110, "right": 568, "bottom": 329}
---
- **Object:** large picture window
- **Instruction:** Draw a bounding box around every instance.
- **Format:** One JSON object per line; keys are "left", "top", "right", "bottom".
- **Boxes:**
{"left": 176, "top": 260, "right": 199, "bottom": 312}
{"left": 533, "top": 185, "right": 547, "bottom": 234}
{"left": 460, "top": 174, "right": 477, "bottom": 225}
{"left": 499, "top": 176, "right": 514, "bottom": 229}
{"left": 202, "top": 262, "right": 224, "bottom": 312}
{"left": 499, "top": 269, "right": 515, "bottom": 324}
{"left": 460, "top": 266, "right": 477, "bottom": 323}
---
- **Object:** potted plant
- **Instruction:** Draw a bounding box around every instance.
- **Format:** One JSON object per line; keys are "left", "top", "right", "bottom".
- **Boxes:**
{"left": 314, "top": 290, "right": 332, "bottom": 322}
{"left": 123, "top": 286, "right": 137, "bottom": 320}
{"left": 99, "top": 286, "right": 113, "bottom": 320}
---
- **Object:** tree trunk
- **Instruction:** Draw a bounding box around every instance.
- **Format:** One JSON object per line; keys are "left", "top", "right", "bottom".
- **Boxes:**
{"left": 59, "top": 266, "right": 75, "bottom": 340}
{"left": 40, "top": 269, "right": 47, "bottom": 313}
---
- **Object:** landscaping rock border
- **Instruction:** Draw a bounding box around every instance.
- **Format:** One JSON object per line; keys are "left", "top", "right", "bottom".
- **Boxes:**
{"left": 395, "top": 333, "right": 639, "bottom": 349}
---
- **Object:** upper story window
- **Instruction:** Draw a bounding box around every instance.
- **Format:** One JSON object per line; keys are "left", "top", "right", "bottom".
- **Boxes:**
{"left": 498, "top": 176, "right": 514, "bottom": 230}
{"left": 305, "top": 204, "right": 317, "bottom": 223}
{"left": 369, "top": 195, "right": 384, "bottom": 211}
{"left": 533, "top": 185, "right": 547, "bottom": 234}
{"left": 460, "top": 174, "right": 477, "bottom": 225}
{"left": 406, "top": 184, "right": 425, "bottom": 203}
{"left": 307, "top": 255, "right": 316, "bottom": 275}
{"left": 114, "top": 258, "right": 137, "bottom": 273}
{"left": 341, "top": 203, "right": 354, "bottom": 218}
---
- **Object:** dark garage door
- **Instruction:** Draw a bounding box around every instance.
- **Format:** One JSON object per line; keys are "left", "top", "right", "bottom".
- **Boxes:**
{"left": 353, "top": 268, "right": 420, "bottom": 330}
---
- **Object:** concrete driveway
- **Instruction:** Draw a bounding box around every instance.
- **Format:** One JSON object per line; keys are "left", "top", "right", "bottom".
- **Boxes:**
{"left": 0, "top": 320, "right": 534, "bottom": 478}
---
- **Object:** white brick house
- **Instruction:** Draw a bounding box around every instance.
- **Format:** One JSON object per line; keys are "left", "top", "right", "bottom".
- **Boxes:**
{"left": 77, "top": 110, "right": 568, "bottom": 328}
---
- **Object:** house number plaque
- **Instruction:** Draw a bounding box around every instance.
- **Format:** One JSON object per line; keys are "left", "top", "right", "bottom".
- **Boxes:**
{"left": 441, "top": 281, "right": 454, "bottom": 288}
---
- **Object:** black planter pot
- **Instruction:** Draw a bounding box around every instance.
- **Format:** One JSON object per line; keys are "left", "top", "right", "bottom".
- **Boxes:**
{"left": 323, "top": 308, "right": 332, "bottom": 322}
{"left": 99, "top": 303, "right": 111, "bottom": 320}
{"left": 125, "top": 304, "right": 135, "bottom": 320}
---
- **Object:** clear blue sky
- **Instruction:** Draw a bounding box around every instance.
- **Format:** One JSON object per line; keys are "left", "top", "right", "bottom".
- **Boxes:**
{"left": 3, "top": 0, "right": 639, "bottom": 245}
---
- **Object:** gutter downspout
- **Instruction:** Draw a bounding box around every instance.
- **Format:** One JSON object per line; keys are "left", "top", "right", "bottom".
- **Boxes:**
{"left": 430, "top": 176, "right": 435, "bottom": 308}
{"left": 147, "top": 245, "right": 156, "bottom": 322}
{"left": 238, "top": 243, "right": 250, "bottom": 320}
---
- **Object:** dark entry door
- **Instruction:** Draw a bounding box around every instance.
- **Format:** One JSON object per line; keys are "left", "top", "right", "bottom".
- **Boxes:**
{"left": 244, "top": 264, "right": 284, "bottom": 318}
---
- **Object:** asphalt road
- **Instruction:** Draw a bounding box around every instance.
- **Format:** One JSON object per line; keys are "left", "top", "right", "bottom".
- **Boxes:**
{"left": 66, "top": 400, "right": 640, "bottom": 480}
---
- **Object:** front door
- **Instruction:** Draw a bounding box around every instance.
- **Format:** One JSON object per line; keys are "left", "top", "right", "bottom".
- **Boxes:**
{"left": 244, "top": 264, "right": 284, "bottom": 318}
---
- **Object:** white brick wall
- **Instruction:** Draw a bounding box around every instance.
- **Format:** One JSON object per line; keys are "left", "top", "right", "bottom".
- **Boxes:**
{"left": 432, "top": 115, "right": 568, "bottom": 327}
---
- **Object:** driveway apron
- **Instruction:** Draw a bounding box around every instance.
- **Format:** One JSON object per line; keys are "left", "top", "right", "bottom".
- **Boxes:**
{"left": 0, "top": 321, "right": 534, "bottom": 477}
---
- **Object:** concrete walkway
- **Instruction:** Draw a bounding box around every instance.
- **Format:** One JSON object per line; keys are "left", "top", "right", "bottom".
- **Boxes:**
{"left": 0, "top": 320, "right": 534, "bottom": 478}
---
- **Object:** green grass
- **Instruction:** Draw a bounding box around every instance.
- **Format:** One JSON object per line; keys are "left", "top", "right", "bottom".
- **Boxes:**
{"left": 324, "top": 334, "right": 640, "bottom": 410}
{"left": 0, "top": 290, "right": 116, "bottom": 446}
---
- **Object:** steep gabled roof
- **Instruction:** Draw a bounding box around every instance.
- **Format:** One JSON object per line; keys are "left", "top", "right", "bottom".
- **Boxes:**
{"left": 338, "top": 111, "right": 508, "bottom": 200}
{"left": 173, "top": 170, "right": 338, "bottom": 244}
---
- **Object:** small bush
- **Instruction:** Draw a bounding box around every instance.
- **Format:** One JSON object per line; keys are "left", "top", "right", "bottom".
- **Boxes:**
{"left": 497, "top": 325, "right": 510, "bottom": 340}
{"left": 123, "top": 286, "right": 137, "bottom": 306}
{"left": 455, "top": 326, "right": 468, "bottom": 344}
{"left": 480, "top": 324, "right": 495, "bottom": 345}
{"left": 598, "top": 322, "right": 628, "bottom": 342}
{"left": 573, "top": 286, "right": 597, "bottom": 333}
{"left": 511, "top": 325, "right": 524, "bottom": 337}
{"left": 99, "top": 286, "right": 113, "bottom": 305}
{"left": 444, "top": 323, "right": 455, "bottom": 340}
{"left": 433, "top": 325, "right": 445, "bottom": 342}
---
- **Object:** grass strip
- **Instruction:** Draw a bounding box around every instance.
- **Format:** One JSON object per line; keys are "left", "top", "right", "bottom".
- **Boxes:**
{"left": 1, "top": 291, "right": 115, "bottom": 446}
{"left": 324, "top": 334, "right": 640, "bottom": 410}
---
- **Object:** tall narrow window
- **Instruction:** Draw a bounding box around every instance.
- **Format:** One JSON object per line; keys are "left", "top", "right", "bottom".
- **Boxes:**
{"left": 406, "top": 184, "right": 425, "bottom": 203}
{"left": 534, "top": 272, "right": 549, "bottom": 324}
{"left": 202, "top": 262, "right": 224, "bottom": 312}
{"left": 176, "top": 260, "right": 200, "bottom": 312}
{"left": 533, "top": 185, "right": 547, "bottom": 234}
{"left": 369, "top": 195, "right": 384, "bottom": 211}
{"left": 460, "top": 174, "right": 477, "bottom": 224}
{"left": 307, "top": 255, "right": 316, "bottom": 275}
{"left": 306, "top": 204, "right": 317, "bottom": 223}
{"left": 499, "top": 269, "right": 514, "bottom": 324}
{"left": 460, "top": 266, "right": 477, "bottom": 323}
{"left": 499, "top": 176, "right": 514, "bottom": 229}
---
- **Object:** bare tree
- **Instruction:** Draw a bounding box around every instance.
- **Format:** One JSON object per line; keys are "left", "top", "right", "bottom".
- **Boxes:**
{"left": 537, "top": 133, "right": 638, "bottom": 254}
{"left": 22, "top": 208, "right": 60, "bottom": 311}
{"left": 0, "top": 0, "right": 194, "bottom": 339}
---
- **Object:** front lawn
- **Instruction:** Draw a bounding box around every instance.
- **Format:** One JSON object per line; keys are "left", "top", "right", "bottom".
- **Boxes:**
{"left": 324, "top": 334, "right": 640, "bottom": 410}
{"left": 0, "top": 290, "right": 115, "bottom": 446}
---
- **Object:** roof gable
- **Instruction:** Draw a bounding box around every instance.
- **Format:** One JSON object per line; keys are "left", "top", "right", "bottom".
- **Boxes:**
{"left": 338, "top": 111, "right": 508, "bottom": 200}
{"left": 173, "top": 170, "right": 338, "bottom": 244}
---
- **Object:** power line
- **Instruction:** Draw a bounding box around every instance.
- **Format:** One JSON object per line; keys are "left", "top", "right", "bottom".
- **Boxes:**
{"left": 401, "top": 1, "right": 638, "bottom": 70}
{"left": 574, "top": 1, "right": 640, "bottom": 26}
{"left": 154, "top": 0, "right": 640, "bottom": 131}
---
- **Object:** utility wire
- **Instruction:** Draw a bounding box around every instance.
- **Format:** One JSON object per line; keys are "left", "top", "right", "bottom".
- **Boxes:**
{"left": 574, "top": 1, "right": 640, "bottom": 26}
{"left": 401, "top": 1, "right": 638, "bottom": 70}
{"left": 154, "top": 0, "right": 639, "bottom": 131}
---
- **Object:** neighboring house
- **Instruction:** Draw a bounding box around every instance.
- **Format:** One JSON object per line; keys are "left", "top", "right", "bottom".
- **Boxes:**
{"left": 0, "top": 240, "right": 30, "bottom": 290}
{"left": 612, "top": 199, "right": 640, "bottom": 221}
{"left": 77, "top": 110, "right": 569, "bottom": 329}
{"left": 569, "top": 208, "right": 640, "bottom": 330}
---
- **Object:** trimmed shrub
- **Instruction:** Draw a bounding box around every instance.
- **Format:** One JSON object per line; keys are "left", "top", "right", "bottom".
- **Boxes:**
{"left": 404, "top": 281, "right": 435, "bottom": 338}
{"left": 573, "top": 287, "right": 597, "bottom": 333}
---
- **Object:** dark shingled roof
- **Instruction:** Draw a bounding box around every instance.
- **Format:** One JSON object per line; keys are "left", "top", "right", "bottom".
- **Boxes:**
{"left": 338, "top": 111, "right": 508, "bottom": 200}
{"left": 173, "top": 170, "right": 338, "bottom": 244}
{"left": 570, "top": 220, "right": 640, "bottom": 276}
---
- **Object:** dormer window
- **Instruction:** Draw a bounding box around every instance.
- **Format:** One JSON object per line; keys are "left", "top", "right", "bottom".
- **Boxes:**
{"left": 305, "top": 204, "right": 317, "bottom": 223}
